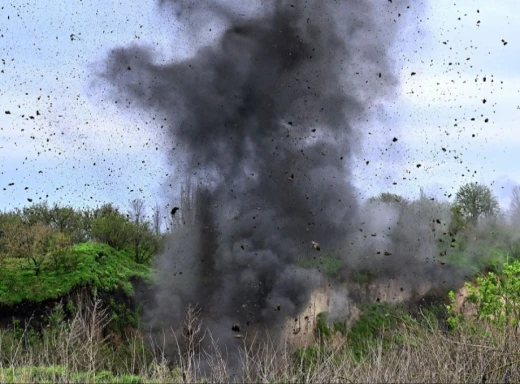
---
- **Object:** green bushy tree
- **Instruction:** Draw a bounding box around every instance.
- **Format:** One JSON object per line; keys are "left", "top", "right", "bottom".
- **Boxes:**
{"left": 465, "top": 260, "right": 520, "bottom": 329}
{"left": 455, "top": 182, "right": 499, "bottom": 226}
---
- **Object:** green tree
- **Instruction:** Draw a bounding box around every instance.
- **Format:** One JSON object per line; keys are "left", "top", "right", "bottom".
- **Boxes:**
{"left": 48, "top": 231, "right": 73, "bottom": 268}
{"left": 127, "top": 221, "right": 159, "bottom": 264}
{"left": 0, "top": 211, "right": 23, "bottom": 259}
{"left": 17, "top": 202, "right": 89, "bottom": 244}
{"left": 448, "top": 204, "right": 468, "bottom": 235}
{"left": 454, "top": 182, "right": 499, "bottom": 226}
{"left": 91, "top": 211, "right": 132, "bottom": 250}
{"left": 368, "top": 192, "right": 408, "bottom": 205}
{"left": 91, "top": 202, "right": 160, "bottom": 264}
{"left": 127, "top": 199, "right": 160, "bottom": 264}
{"left": 1, "top": 221, "right": 53, "bottom": 274}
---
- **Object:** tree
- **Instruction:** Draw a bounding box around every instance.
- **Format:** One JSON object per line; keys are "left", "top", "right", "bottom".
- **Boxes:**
{"left": 448, "top": 205, "right": 467, "bottom": 235}
{"left": 510, "top": 185, "right": 520, "bottom": 226}
{"left": 48, "top": 231, "right": 73, "bottom": 268}
{"left": 93, "top": 203, "right": 120, "bottom": 219}
{"left": 1, "top": 221, "right": 53, "bottom": 274}
{"left": 128, "top": 199, "right": 146, "bottom": 226}
{"left": 0, "top": 211, "right": 23, "bottom": 260}
{"left": 367, "top": 192, "right": 408, "bottom": 205}
{"left": 127, "top": 199, "right": 160, "bottom": 264}
{"left": 126, "top": 221, "right": 159, "bottom": 264}
{"left": 91, "top": 211, "right": 132, "bottom": 250}
{"left": 454, "top": 182, "right": 499, "bottom": 226}
{"left": 15, "top": 202, "right": 89, "bottom": 244}
{"left": 152, "top": 203, "right": 161, "bottom": 236}
{"left": 91, "top": 200, "right": 160, "bottom": 264}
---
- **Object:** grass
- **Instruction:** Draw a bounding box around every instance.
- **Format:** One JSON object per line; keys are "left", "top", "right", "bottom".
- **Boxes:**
{"left": 0, "top": 242, "right": 151, "bottom": 305}
{"left": 299, "top": 253, "right": 344, "bottom": 278}
{"left": 0, "top": 366, "right": 142, "bottom": 383}
{"left": 0, "top": 277, "right": 518, "bottom": 383}
{"left": 349, "top": 268, "right": 379, "bottom": 284}
{"left": 3, "top": 232, "right": 520, "bottom": 381}
{"left": 3, "top": 304, "right": 520, "bottom": 383}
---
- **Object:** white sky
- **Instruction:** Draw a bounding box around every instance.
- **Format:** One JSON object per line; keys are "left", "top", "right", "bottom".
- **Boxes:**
{"left": 0, "top": 0, "right": 519, "bottom": 214}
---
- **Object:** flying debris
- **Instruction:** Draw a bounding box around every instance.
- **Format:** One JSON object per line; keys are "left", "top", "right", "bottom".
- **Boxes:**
{"left": 101, "top": 0, "right": 428, "bottom": 355}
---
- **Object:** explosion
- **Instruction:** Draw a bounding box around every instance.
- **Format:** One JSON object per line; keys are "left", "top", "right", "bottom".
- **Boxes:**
{"left": 99, "top": 0, "right": 442, "bottom": 351}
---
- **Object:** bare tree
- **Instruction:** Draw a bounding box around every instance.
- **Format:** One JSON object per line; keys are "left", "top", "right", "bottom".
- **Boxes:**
{"left": 510, "top": 186, "right": 520, "bottom": 226}
{"left": 152, "top": 203, "right": 161, "bottom": 235}
{"left": 168, "top": 181, "right": 196, "bottom": 232}
{"left": 128, "top": 199, "right": 146, "bottom": 226}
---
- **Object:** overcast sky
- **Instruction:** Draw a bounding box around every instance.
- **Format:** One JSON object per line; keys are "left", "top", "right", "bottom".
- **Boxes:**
{"left": 0, "top": 0, "right": 519, "bottom": 214}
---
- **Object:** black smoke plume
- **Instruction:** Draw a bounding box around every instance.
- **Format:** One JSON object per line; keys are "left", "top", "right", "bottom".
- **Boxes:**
{"left": 100, "top": 0, "right": 416, "bottom": 346}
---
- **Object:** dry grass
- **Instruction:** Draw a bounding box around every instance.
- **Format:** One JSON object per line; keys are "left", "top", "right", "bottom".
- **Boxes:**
{"left": 1, "top": 301, "right": 520, "bottom": 383}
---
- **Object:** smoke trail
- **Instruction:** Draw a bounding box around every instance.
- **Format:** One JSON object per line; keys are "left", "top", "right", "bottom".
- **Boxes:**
{"left": 100, "top": 0, "right": 416, "bottom": 346}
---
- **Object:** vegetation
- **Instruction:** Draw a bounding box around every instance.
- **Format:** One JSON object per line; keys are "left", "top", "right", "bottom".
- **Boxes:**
{"left": 454, "top": 182, "right": 500, "bottom": 226}
{"left": 368, "top": 192, "right": 409, "bottom": 205}
{"left": 2, "top": 290, "right": 520, "bottom": 383}
{"left": 0, "top": 199, "right": 160, "bottom": 338}
{"left": 299, "top": 253, "right": 343, "bottom": 278}
{"left": 463, "top": 260, "right": 520, "bottom": 327}
{"left": 0, "top": 242, "right": 150, "bottom": 305}
{"left": 0, "top": 181, "right": 519, "bottom": 382}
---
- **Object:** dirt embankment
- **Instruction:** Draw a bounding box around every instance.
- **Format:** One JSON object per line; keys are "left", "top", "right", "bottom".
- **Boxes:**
{"left": 281, "top": 286, "right": 362, "bottom": 349}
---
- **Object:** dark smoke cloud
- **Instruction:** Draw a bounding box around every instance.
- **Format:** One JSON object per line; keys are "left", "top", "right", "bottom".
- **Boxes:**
{"left": 100, "top": 0, "right": 416, "bottom": 346}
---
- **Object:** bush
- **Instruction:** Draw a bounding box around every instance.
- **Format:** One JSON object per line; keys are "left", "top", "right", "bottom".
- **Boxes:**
{"left": 465, "top": 260, "right": 520, "bottom": 328}
{"left": 0, "top": 242, "right": 150, "bottom": 305}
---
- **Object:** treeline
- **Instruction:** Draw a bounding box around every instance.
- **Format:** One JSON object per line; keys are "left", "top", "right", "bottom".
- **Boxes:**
{"left": 0, "top": 199, "right": 164, "bottom": 272}
{"left": 368, "top": 182, "right": 520, "bottom": 270}
{"left": 369, "top": 181, "right": 517, "bottom": 230}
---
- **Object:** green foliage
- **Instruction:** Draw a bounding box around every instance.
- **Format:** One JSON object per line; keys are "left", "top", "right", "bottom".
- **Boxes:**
{"left": 346, "top": 303, "right": 413, "bottom": 360}
{"left": 91, "top": 213, "right": 133, "bottom": 250}
{"left": 294, "top": 345, "right": 328, "bottom": 373}
{"left": 1, "top": 201, "right": 162, "bottom": 266}
{"left": 368, "top": 192, "right": 408, "bottom": 205}
{"left": 0, "top": 242, "right": 150, "bottom": 305}
{"left": 108, "top": 297, "right": 141, "bottom": 330}
{"left": 18, "top": 202, "right": 91, "bottom": 244}
{"left": 455, "top": 182, "right": 499, "bottom": 226}
{"left": 0, "top": 366, "right": 142, "bottom": 383}
{"left": 466, "top": 260, "right": 520, "bottom": 327}
{"left": 449, "top": 205, "right": 468, "bottom": 235}
{"left": 444, "top": 215, "right": 520, "bottom": 275}
{"left": 315, "top": 312, "right": 332, "bottom": 340}
{"left": 310, "top": 304, "right": 415, "bottom": 361}
{"left": 447, "top": 246, "right": 508, "bottom": 275}
{"left": 446, "top": 290, "right": 463, "bottom": 331}
{"left": 349, "top": 269, "right": 378, "bottom": 284}
{"left": 299, "top": 254, "right": 344, "bottom": 278}
{"left": 126, "top": 221, "right": 161, "bottom": 265}
{"left": 91, "top": 213, "right": 161, "bottom": 265}
{"left": 314, "top": 312, "right": 349, "bottom": 342}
